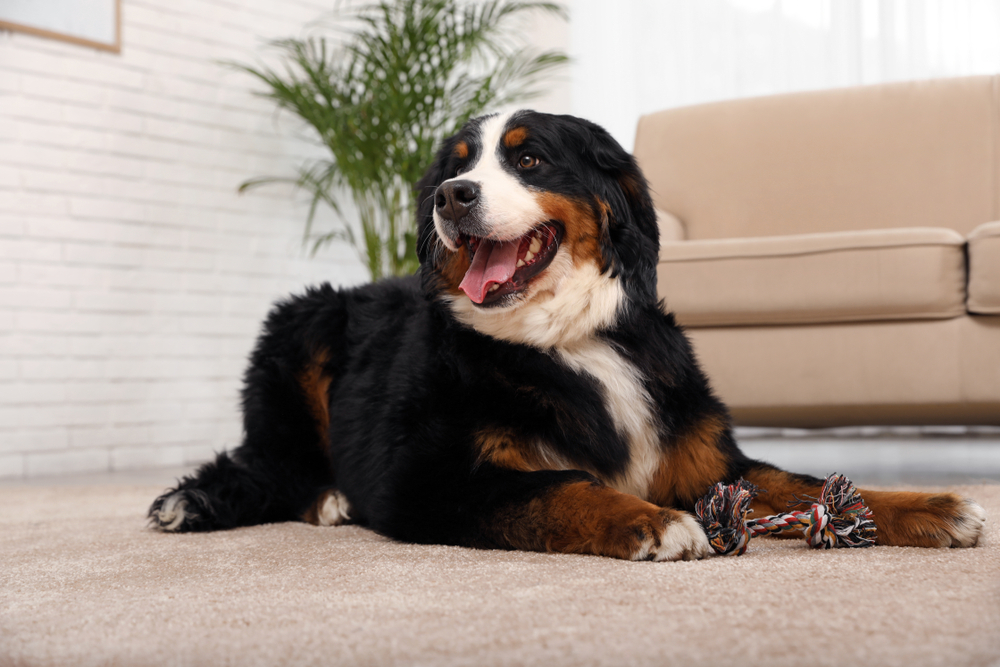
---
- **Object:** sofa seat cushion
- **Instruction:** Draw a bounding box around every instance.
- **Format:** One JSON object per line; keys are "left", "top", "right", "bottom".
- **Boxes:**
{"left": 656, "top": 227, "right": 966, "bottom": 327}
{"left": 968, "top": 221, "right": 1000, "bottom": 314}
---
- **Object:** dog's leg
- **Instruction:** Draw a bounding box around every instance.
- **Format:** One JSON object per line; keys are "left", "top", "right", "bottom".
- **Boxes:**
{"left": 647, "top": 414, "right": 740, "bottom": 511}
{"left": 150, "top": 293, "right": 341, "bottom": 533}
{"left": 149, "top": 452, "right": 293, "bottom": 532}
{"left": 743, "top": 463, "right": 987, "bottom": 548}
{"left": 464, "top": 469, "right": 710, "bottom": 561}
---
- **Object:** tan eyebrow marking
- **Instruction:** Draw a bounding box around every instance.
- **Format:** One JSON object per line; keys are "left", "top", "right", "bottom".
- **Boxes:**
{"left": 503, "top": 127, "right": 528, "bottom": 148}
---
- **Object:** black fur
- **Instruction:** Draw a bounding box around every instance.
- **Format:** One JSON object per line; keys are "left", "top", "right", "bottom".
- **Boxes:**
{"left": 149, "top": 111, "right": 767, "bottom": 552}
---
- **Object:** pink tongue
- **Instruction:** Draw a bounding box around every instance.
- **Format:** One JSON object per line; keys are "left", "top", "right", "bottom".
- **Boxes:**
{"left": 459, "top": 239, "right": 520, "bottom": 303}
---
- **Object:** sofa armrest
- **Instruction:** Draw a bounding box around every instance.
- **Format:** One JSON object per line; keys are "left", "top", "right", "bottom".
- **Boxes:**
{"left": 968, "top": 221, "right": 1000, "bottom": 314}
{"left": 655, "top": 208, "right": 686, "bottom": 244}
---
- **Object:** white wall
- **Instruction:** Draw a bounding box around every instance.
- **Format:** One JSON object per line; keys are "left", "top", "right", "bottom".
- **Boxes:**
{"left": 570, "top": 0, "right": 1000, "bottom": 150}
{"left": 4, "top": 0, "right": 1000, "bottom": 479}
{"left": 0, "top": 0, "right": 367, "bottom": 478}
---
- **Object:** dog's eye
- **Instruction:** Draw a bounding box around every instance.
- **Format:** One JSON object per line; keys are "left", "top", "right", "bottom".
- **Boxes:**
{"left": 518, "top": 155, "right": 539, "bottom": 169}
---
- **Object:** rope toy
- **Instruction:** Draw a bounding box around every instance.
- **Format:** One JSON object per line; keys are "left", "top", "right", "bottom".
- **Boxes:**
{"left": 694, "top": 473, "right": 877, "bottom": 556}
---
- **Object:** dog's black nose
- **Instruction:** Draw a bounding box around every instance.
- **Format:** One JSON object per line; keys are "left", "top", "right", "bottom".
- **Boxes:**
{"left": 435, "top": 180, "right": 480, "bottom": 221}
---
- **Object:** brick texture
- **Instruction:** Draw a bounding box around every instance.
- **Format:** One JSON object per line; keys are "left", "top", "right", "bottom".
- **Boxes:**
{"left": 0, "top": 0, "right": 368, "bottom": 478}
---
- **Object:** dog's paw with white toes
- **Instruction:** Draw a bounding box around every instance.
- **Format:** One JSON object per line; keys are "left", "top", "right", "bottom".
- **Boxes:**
{"left": 635, "top": 511, "right": 710, "bottom": 562}
{"left": 309, "top": 489, "right": 352, "bottom": 527}
{"left": 148, "top": 489, "right": 209, "bottom": 533}
{"left": 950, "top": 499, "right": 987, "bottom": 548}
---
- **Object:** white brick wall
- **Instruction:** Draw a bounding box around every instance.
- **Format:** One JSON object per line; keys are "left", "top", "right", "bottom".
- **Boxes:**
{"left": 0, "top": 0, "right": 369, "bottom": 478}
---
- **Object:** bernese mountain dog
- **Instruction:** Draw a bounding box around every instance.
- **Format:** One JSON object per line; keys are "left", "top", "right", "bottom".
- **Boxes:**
{"left": 149, "top": 110, "right": 986, "bottom": 560}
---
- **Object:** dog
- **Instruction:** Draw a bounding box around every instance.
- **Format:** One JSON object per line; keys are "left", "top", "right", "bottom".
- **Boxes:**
{"left": 149, "top": 110, "right": 986, "bottom": 560}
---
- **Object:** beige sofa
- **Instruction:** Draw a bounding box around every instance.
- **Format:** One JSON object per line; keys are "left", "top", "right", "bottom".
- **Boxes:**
{"left": 634, "top": 75, "right": 1000, "bottom": 427}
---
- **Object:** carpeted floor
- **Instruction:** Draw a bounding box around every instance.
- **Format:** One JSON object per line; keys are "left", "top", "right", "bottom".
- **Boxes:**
{"left": 1, "top": 483, "right": 998, "bottom": 667}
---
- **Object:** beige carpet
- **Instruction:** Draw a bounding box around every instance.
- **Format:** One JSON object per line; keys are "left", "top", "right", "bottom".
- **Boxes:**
{"left": 1, "top": 484, "right": 998, "bottom": 667}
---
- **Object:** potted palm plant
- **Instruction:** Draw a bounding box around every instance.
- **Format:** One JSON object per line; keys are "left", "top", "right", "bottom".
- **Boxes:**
{"left": 235, "top": 0, "right": 568, "bottom": 280}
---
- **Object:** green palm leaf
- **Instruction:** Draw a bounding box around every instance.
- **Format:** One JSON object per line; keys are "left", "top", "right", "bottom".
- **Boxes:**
{"left": 232, "top": 0, "right": 568, "bottom": 280}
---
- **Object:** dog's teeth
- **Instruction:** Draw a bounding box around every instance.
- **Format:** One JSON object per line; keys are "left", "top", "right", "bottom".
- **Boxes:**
{"left": 488, "top": 284, "right": 499, "bottom": 292}
{"left": 529, "top": 237, "right": 542, "bottom": 253}
{"left": 516, "top": 259, "right": 525, "bottom": 268}
{"left": 524, "top": 251, "right": 535, "bottom": 262}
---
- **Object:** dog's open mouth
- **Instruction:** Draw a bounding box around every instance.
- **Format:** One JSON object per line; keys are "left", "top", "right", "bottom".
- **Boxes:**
{"left": 457, "top": 223, "right": 563, "bottom": 306}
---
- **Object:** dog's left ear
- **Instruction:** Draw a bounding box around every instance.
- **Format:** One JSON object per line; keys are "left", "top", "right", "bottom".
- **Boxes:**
{"left": 578, "top": 122, "right": 660, "bottom": 303}
{"left": 414, "top": 134, "right": 460, "bottom": 265}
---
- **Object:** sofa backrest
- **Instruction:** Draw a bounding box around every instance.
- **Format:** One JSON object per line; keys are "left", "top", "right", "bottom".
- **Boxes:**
{"left": 633, "top": 75, "right": 1000, "bottom": 240}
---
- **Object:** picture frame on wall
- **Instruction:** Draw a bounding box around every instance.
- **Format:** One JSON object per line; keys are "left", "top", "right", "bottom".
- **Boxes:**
{"left": 0, "top": 0, "right": 121, "bottom": 53}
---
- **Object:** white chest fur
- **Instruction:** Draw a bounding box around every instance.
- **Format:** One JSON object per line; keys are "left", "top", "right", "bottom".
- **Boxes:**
{"left": 446, "top": 246, "right": 659, "bottom": 496}
{"left": 555, "top": 338, "right": 661, "bottom": 499}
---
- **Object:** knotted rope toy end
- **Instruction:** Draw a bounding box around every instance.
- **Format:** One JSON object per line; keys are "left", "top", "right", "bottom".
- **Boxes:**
{"left": 695, "top": 473, "right": 877, "bottom": 556}
{"left": 694, "top": 478, "right": 760, "bottom": 556}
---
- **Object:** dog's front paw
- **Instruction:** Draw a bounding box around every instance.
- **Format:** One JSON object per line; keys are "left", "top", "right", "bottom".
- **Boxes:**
{"left": 637, "top": 510, "right": 710, "bottom": 562}
{"left": 148, "top": 489, "right": 211, "bottom": 532}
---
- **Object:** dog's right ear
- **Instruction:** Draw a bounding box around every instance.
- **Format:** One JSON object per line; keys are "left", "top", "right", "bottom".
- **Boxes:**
{"left": 414, "top": 134, "right": 460, "bottom": 265}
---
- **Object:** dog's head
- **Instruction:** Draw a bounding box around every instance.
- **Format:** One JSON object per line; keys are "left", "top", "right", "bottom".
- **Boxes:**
{"left": 416, "top": 111, "right": 659, "bottom": 348}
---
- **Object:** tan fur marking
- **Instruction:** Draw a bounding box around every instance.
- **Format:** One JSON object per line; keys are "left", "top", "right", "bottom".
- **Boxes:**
{"left": 649, "top": 416, "right": 729, "bottom": 508}
{"left": 593, "top": 197, "right": 614, "bottom": 261}
{"left": 503, "top": 127, "right": 529, "bottom": 148}
{"left": 743, "top": 468, "right": 983, "bottom": 547}
{"left": 476, "top": 428, "right": 551, "bottom": 472}
{"left": 495, "top": 480, "right": 686, "bottom": 559}
{"left": 454, "top": 140, "right": 469, "bottom": 159}
{"left": 438, "top": 245, "right": 471, "bottom": 296}
{"left": 535, "top": 193, "right": 605, "bottom": 267}
{"left": 299, "top": 349, "right": 332, "bottom": 441}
